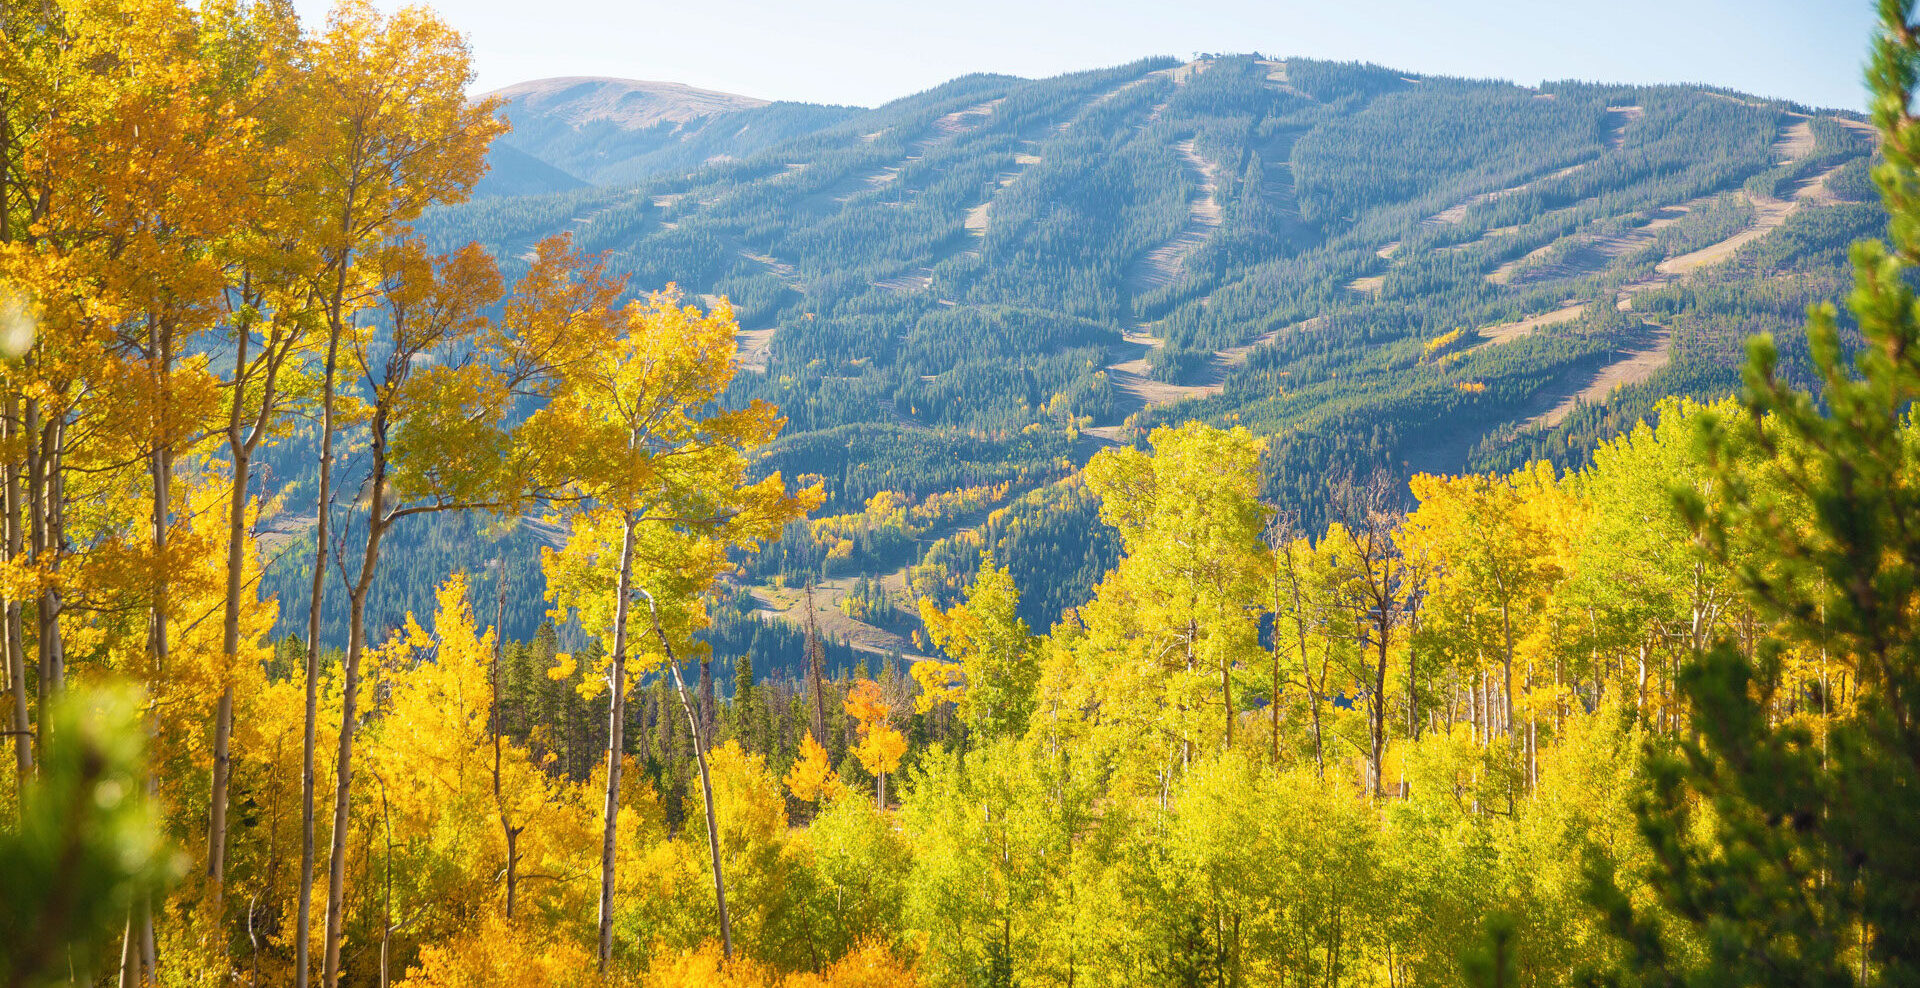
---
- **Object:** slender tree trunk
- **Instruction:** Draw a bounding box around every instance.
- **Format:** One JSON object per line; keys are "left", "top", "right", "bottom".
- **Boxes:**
{"left": 299, "top": 319, "right": 342, "bottom": 988}
{"left": 4, "top": 393, "right": 27, "bottom": 780}
{"left": 1306, "top": 664, "right": 1325, "bottom": 777}
{"left": 119, "top": 910, "right": 139, "bottom": 987}
{"left": 1221, "top": 648, "right": 1234, "bottom": 750}
{"left": 1525, "top": 656, "right": 1538, "bottom": 792}
{"left": 646, "top": 592, "right": 734, "bottom": 961}
{"left": 323, "top": 437, "right": 390, "bottom": 986}
{"left": 210, "top": 316, "right": 273, "bottom": 923}
{"left": 699, "top": 657, "right": 715, "bottom": 742}
{"left": 804, "top": 582, "right": 826, "bottom": 743}
{"left": 1184, "top": 616, "right": 1196, "bottom": 769}
{"left": 1269, "top": 629, "right": 1282, "bottom": 767}
{"left": 596, "top": 511, "right": 637, "bottom": 972}
{"left": 1369, "top": 627, "right": 1389, "bottom": 799}
{"left": 1498, "top": 599, "right": 1516, "bottom": 738}
{"left": 1468, "top": 669, "right": 1480, "bottom": 745}
{"left": 1281, "top": 550, "right": 1323, "bottom": 776}
{"left": 1405, "top": 620, "right": 1419, "bottom": 742}
{"left": 1635, "top": 642, "right": 1649, "bottom": 719}
{"left": 146, "top": 325, "right": 172, "bottom": 978}
{"left": 490, "top": 564, "right": 522, "bottom": 920}
{"left": 30, "top": 407, "right": 65, "bottom": 735}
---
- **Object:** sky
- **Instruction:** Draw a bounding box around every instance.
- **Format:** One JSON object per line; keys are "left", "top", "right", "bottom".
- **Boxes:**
{"left": 291, "top": 0, "right": 1877, "bottom": 113}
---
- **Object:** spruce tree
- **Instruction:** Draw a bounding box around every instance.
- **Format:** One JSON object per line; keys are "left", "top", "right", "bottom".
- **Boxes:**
{"left": 1588, "top": 3, "right": 1920, "bottom": 982}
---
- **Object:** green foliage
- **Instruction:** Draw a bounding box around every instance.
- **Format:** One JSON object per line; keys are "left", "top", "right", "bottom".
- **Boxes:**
{"left": 1462, "top": 914, "right": 1520, "bottom": 988}
{"left": 1582, "top": 3, "right": 1920, "bottom": 983}
{"left": 0, "top": 687, "right": 181, "bottom": 988}
{"left": 273, "top": 51, "right": 1884, "bottom": 647}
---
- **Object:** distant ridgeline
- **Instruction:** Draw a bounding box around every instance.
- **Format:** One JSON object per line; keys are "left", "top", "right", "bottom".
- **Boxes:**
{"left": 265, "top": 56, "right": 1882, "bottom": 673}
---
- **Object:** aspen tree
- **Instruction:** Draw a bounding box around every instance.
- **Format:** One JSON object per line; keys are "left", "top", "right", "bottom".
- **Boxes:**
{"left": 532, "top": 289, "right": 815, "bottom": 969}
{"left": 318, "top": 237, "right": 610, "bottom": 984}
{"left": 279, "top": 7, "right": 503, "bottom": 980}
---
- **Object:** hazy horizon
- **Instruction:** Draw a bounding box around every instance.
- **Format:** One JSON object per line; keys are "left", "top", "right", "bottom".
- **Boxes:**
{"left": 293, "top": 0, "right": 1876, "bottom": 113}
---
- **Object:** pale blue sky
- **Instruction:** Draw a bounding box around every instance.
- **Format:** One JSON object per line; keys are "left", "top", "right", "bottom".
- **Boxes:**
{"left": 294, "top": 0, "right": 1875, "bottom": 112}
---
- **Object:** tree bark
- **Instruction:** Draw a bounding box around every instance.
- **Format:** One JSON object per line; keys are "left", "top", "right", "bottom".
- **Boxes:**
{"left": 1369, "top": 624, "right": 1389, "bottom": 799}
{"left": 596, "top": 510, "right": 637, "bottom": 972}
{"left": 146, "top": 320, "right": 172, "bottom": 975}
{"left": 323, "top": 414, "right": 390, "bottom": 987}
{"left": 298, "top": 317, "right": 343, "bottom": 988}
{"left": 804, "top": 581, "right": 827, "bottom": 743}
{"left": 29, "top": 405, "right": 65, "bottom": 739}
{"left": 644, "top": 590, "right": 734, "bottom": 961}
{"left": 3, "top": 393, "right": 28, "bottom": 780}
{"left": 1498, "top": 598, "right": 1516, "bottom": 739}
{"left": 210, "top": 310, "right": 287, "bottom": 922}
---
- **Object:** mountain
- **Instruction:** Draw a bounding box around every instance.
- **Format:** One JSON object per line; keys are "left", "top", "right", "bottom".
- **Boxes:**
{"left": 472, "top": 142, "right": 589, "bottom": 198}
{"left": 483, "top": 76, "right": 859, "bottom": 187}
{"left": 489, "top": 76, "right": 773, "bottom": 128}
{"left": 327, "top": 54, "right": 1881, "bottom": 665}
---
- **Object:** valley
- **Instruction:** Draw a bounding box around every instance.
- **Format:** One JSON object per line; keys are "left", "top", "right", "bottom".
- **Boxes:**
{"left": 389, "top": 54, "right": 1884, "bottom": 667}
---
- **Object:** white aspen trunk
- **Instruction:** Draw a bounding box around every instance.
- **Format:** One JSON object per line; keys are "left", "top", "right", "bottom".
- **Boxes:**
{"left": 646, "top": 591, "right": 734, "bottom": 960}
{"left": 298, "top": 318, "right": 342, "bottom": 988}
{"left": 3, "top": 393, "right": 27, "bottom": 779}
{"left": 323, "top": 420, "right": 389, "bottom": 987}
{"left": 597, "top": 510, "right": 637, "bottom": 971}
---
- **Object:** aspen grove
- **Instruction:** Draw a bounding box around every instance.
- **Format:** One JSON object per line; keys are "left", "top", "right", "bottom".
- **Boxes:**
{"left": 4, "top": 1, "right": 1920, "bottom": 987}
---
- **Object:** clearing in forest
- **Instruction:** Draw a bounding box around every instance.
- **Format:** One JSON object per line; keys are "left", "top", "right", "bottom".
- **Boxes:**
{"left": 733, "top": 327, "right": 776, "bottom": 374}
{"left": 1468, "top": 302, "right": 1590, "bottom": 350}
{"left": 1127, "top": 139, "right": 1224, "bottom": 292}
{"left": 1525, "top": 324, "right": 1674, "bottom": 429}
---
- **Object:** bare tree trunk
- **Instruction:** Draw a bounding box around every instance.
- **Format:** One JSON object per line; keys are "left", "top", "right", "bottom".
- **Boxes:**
{"left": 1405, "top": 614, "right": 1419, "bottom": 742}
{"left": 209, "top": 682, "right": 232, "bottom": 906}
{"left": 643, "top": 590, "right": 734, "bottom": 961}
{"left": 210, "top": 313, "right": 283, "bottom": 924}
{"left": 804, "top": 582, "right": 826, "bottom": 743}
{"left": 1306, "top": 662, "right": 1325, "bottom": 778}
{"left": 1525, "top": 656, "right": 1538, "bottom": 792}
{"left": 30, "top": 406, "right": 65, "bottom": 735}
{"left": 1369, "top": 628, "right": 1389, "bottom": 799}
{"left": 119, "top": 911, "right": 139, "bottom": 987}
{"left": 146, "top": 323, "right": 173, "bottom": 977}
{"left": 1498, "top": 599, "right": 1516, "bottom": 738}
{"left": 1635, "top": 642, "right": 1649, "bottom": 719}
{"left": 1469, "top": 669, "right": 1480, "bottom": 746}
{"left": 299, "top": 319, "right": 342, "bottom": 988}
{"left": 323, "top": 442, "right": 389, "bottom": 987}
{"left": 596, "top": 511, "right": 637, "bottom": 972}
{"left": 1277, "top": 532, "right": 1323, "bottom": 776}
{"left": 699, "top": 657, "right": 715, "bottom": 742}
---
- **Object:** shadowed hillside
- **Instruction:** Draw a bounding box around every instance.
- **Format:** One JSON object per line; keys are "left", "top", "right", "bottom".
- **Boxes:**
{"left": 275, "top": 54, "right": 1880, "bottom": 662}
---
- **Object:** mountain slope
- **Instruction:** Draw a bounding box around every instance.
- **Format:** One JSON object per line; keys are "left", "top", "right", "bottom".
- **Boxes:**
{"left": 473, "top": 142, "right": 588, "bottom": 198}
{"left": 486, "top": 76, "right": 858, "bottom": 187}
{"left": 370, "top": 55, "right": 1882, "bottom": 657}
{"left": 488, "top": 76, "right": 771, "bottom": 128}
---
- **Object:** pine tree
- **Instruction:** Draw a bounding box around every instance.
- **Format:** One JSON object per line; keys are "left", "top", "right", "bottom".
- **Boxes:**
{"left": 1588, "top": 3, "right": 1920, "bottom": 981}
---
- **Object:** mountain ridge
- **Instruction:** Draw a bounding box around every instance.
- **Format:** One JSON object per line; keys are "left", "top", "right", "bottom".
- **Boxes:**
{"left": 483, "top": 76, "right": 773, "bottom": 129}
{"left": 329, "top": 53, "right": 1882, "bottom": 655}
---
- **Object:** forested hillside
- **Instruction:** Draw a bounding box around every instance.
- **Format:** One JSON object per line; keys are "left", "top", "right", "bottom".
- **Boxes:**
{"left": 7, "top": 1, "right": 1920, "bottom": 987}
{"left": 318, "top": 52, "right": 1884, "bottom": 669}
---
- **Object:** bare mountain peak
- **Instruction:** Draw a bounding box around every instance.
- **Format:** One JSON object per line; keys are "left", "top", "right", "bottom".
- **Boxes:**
{"left": 485, "top": 76, "right": 770, "bottom": 131}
